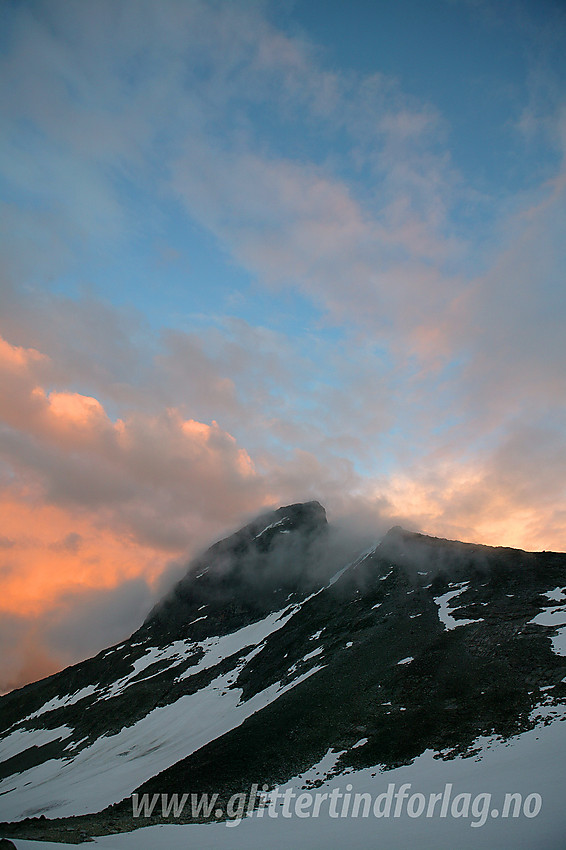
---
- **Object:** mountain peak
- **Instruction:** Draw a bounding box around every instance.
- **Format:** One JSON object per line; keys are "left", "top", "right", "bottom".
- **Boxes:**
{"left": 140, "top": 500, "right": 329, "bottom": 642}
{"left": 2, "top": 513, "right": 566, "bottom": 844}
{"left": 251, "top": 500, "right": 327, "bottom": 538}
{"left": 274, "top": 499, "right": 326, "bottom": 523}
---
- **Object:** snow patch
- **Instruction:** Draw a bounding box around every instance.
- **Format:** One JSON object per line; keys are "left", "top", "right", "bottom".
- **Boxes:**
{"left": 530, "top": 606, "right": 566, "bottom": 628}
{"left": 434, "top": 583, "right": 482, "bottom": 630}
{"left": 254, "top": 519, "right": 289, "bottom": 540}
{"left": 0, "top": 725, "right": 73, "bottom": 763}
{"left": 23, "top": 686, "right": 98, "bottom": 721}
{"left": 303, "top": 646, "right": 323, "bottom": 662}
{"left": 0, "top": 605, "right": 327, "bottom": 821}
{"left": 545, "top": 587, "right": 566, "bottom": 603}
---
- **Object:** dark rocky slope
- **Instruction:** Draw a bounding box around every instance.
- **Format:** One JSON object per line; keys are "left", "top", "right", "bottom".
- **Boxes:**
{"left": 1, "top": 510, "right": 566, "bottom": 843}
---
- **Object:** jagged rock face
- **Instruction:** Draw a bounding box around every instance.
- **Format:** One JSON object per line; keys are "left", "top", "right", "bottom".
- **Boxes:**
{"left": 0, "top": 502, "right": 330, "bottom": 745}
{"left": 140, "top": 500, "right": 330, "bottom": 642}
{"left": 1, "top": 505, "right": 566, "bottom": 842}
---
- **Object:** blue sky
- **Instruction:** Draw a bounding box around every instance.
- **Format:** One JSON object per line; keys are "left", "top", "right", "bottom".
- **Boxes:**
{"left": 1, "top": 0, "right": 566, "bottom": 689}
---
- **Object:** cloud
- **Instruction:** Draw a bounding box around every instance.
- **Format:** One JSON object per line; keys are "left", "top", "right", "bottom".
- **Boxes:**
{"left": 0, "top": 613, "right": 60, "bottom": 696}
{"left": 170, "top": 139, "right": 462, "bottom": 351}
{"left": 0, "top": 0, "right": 464, "bottom": 359}
{"left": 0, "top": 0, "right": 565, "bottom": 692}
{"left": 0, "top": 330, "right": 267, "bottom": 690}
{"left": 378, "top": 410, "right": 566, "bottom": 553}
{"left": 460, "top": 173, "right": 566, "bottom": 420}
{"left": 0, "top": 328, "right": 277, "bottom": 691}
{"left": 0, "top": 578, "right": 155, "bottom": 694}
{"left": 0, "top": 334, "right": 260, "bottom": 512}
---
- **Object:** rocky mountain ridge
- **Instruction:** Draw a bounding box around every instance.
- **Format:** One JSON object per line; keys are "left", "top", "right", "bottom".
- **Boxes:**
{"left": 1, "top": 503, "right": 566, "bottom": 843}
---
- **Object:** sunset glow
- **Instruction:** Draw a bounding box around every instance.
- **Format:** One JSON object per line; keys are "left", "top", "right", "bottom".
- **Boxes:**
{"left": 1, "top": 0, "right": 565, "bottom": 692}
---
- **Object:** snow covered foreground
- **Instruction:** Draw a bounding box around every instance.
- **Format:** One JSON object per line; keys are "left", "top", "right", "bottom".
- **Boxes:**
{"left": 0, "top": 604, "right": 323, "bottom": 821}
{"left": 9, "top": 707, "right": 566, "bottom": 850}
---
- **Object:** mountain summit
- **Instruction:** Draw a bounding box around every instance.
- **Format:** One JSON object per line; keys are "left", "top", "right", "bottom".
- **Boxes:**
{"left": 141, "top": 500, "right": 329, "bottom": 642}
{"left": 1, "top": 504, "right": 566, "bottom": 843}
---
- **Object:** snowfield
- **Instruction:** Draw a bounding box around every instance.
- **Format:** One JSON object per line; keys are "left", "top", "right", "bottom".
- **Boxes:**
{"left": 8, "top": 704, "right": 566, "bottom": 850}
{"left": 0, "top": 605, "right": 323, "bottom": 821}
{"left": 3, "top": 516, "right": 566, "bottom": 850}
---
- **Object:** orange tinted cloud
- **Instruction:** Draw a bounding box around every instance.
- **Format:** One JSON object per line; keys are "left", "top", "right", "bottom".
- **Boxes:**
{"left": 0, "top": 333, "right": 263, "bottom": 526}
{"left": 0, "top": 333, "right": 267, "bottom": 618}
{"left": 0, "top": 335, "right": 47, "bottom": 371}
{"left": 0, "top": 493, "right": 166, "bottom": 617}
{"left": 0, "top": 332, "right": 274, "bottom": 690}
{"left": 381, "top": 460, "right": 566, "bottom": 553}
{"left": 2, "top": 326, "right": 565, "bottom": 694}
